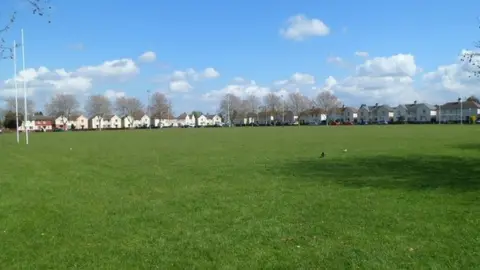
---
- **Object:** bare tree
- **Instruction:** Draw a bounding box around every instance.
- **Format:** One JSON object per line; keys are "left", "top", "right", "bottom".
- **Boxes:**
{"left": 84, "top": 95, "right": 112, "bottom": 117}
{"left": 218, "top": 93, "right": 241, "bottom": 124}
{"left": 287, "top": 92, "right": 312, "bottom": 116}
{"left": 1, "top": 0, "right": 52, "bottom": 60}
{"left": 84, "top": 95, "right": 112, "bottom": 130}
{"left": 314, "top": 91, "right": 341, "bottom": 125}
{"left": 115, "top": 97, "right": 144, "bottom": 128}
{"left": 45, "top": 93, "right": 80, "bottom": 127}
{"left": 263, "top": 92, "right": 281, "bottom": 113}
{"left": 3, "top": 97, "right": 35, "bottom": 115}
{"left": 243, "top": 94, "right": 261, "bottom": 113}
{"left": 149, "top": 92, "right": 171, "bottom": 119}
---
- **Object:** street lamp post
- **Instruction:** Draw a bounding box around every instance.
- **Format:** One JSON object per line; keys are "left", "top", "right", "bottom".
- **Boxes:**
{"left": 147, "top": 90, "right": 151, "bottom": 129}
{"left": 438, "top": 105, "right": 441, "bottom": 124}
{"left": 458, "top": 97, "right": 463, "bottom": 125}
{"left": 227, "top": 94, "right": 231, "bottom": 127}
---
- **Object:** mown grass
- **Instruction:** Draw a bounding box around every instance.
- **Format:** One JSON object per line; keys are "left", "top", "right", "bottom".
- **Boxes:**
{"left": 0, "top": 126, "right": 479, "bottom": 269}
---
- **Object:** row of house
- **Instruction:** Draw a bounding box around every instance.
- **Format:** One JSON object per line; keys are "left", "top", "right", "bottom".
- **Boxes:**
{"left": 18, "top": 113, "right": 223, "bottom": 131}
{"left": 16, "top": 100, "right": 480, "bottom": 131}
{"left": 232, "top": 100, "right": 480, "bottom": 125}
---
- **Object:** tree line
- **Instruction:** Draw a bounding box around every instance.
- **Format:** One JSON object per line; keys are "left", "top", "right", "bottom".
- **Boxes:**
{"left": 0, "top": 92, "right": 172, "bottom": 129}
{"left": 218, "top": 91, "right": 343, "bottom": 123}
{"left": 218, "top": 92, "right": 480, "bottom": 123}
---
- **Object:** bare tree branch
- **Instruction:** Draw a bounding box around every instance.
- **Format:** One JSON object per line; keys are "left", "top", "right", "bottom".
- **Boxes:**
{"left": 45, "top": 93, "right": 80, "bottom": 126}
{"left": 2, "top": 97, "right": 35, "bottom": 115}
{"left": 243, "top": 94, "right": 261, "bottom": 113}
{"left": 263, "top": 92, "right": 281, "bottom": 113}
{"left": 115, "top": 96, "right": 144, "bottom": 127}
{"left": 84, "top": 95, "right": 112, "bottom": 118}
{"left": 218, "top": 93, "right": 241, "bottom": 122}
{"left": 314, "top": 91, "right": 341, "bottom": 125}
{"left": 1, "top": 0, "right": 52, "bottom": 60}
{"left": 148, "top": 92, "right": 171, "bottom": 119}
{"left": 287, "top": 92, "right": 312, "bottom": 116}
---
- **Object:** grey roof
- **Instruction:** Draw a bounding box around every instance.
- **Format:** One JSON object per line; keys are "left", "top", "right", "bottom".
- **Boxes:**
{"left": 378, "top": 105, "right": 393, "bottom": 111}
{"left": 345, "top": 106, "right": 358, "bottom": 112}
{"left": 440, "top": 101, "right": 480, "bottom": 110}
{"left": 32, "top": 115, "right": 54, "bottom": 121}
{"left": 423, "top": 103, "right": 436, "bottom": 110}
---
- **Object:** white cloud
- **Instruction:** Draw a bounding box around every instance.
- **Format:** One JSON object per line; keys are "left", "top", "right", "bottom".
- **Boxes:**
{"left": 274, "top": 72, "right": 316, "bottom": 89}
{"left": 322, "top": 53, "right": 422, "bottom": 105}
{"left": 76, "top": 59, "right": 139, "bottom": 78}
{"left": 232, "top": 77, "right": 246, "bottom": 83}
{"left": 280, "top": 14, "right": 330, "bottom": 41}
{"left": 202, "top": 80, "right": 271, "bottom": 101}
{"left": 422, "top": 49, "right": 480, "bottom": 98}
{"left": 355, "top": 51, "right": 369, "bottom": 58}
{"left": 165, "top": 67, "right": 220, "bottom": 83}
{"left": 0, "top": 57, "right": 139, "bottom": 97}
{"left": 203, "top": 67, "right": 220, "bottom": 79}
{"left": 356, "top": 54, "right": 417, "bottom": 77}
{"left": 159, "top": 67, "right": 220, "bottom": 93}
{"left": 169, "top": 80, "right": 192, "bottom": 92}
{"left": 104, "top": 89, "right": 126, "bottom": 99}
{"left": 138, "top": 51, "right": 157, "bottom": 63}
{"left": 327, "top": 56, "right": 352, "bottom": 68}
{"left": 327, "top": 56, "right": 344, "bottom": 65}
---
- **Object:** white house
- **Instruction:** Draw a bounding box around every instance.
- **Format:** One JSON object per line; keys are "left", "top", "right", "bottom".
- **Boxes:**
{"left": 19, "top": 119, "right": 36, "bottom": 131}
{"left": 414, "top": 103, "right": 437, "bottom": 122}
{"left": 394, "top": 105, "right": 408, "bottom": 121}
{"left": 206, "top": 114, "right": 222, "bottom": 126}
{"left": 376, "top": 105, "right": 394, "bottom": 122}
{"left": 89, "top": 115, "right": 104, "bottom": 129}
{"left": 396, "top": 101, "right": 437, "bottom": 122}
{"left": 197, "top": 114, "right": 208, "bottom": 126}
{"left": 133, "top": 114, "right": 150, "bottom": 128}
{"left": 68, "top": 114, "right": 88, "bottom": 129}
{"left": 55, "top": 115, "right": 68, "bottom": 130}
{"left": 92, "top": 114, "right": 122, "bottom": 129}
{"left": 298, "top": 108, "right": 326, "bottom": 124}
{"left": 358, "top": 104, "right": 377, "bottom": 123}
{"left": 121, "top": 115, "right": 135, "bottom": 128}
{"left": 328, "top": 108, "right": 343, "bottom": 122}
{"left": 438, "top": 100, "right": 480, "bottom": 122}
{"left": 176, "top": 113, "right": 195, "bottom": 126}
{"left": 140, "top": 115, "right": 150, "bottom": 127}
{"left": 342, "top": 107, "right": 358, "bottom": 122}
{"left": 103, "top": 114, "right": 122, "bottom": 128}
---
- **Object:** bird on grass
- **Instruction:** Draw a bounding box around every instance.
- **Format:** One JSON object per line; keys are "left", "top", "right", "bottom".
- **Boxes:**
{"left": 320, "top": 152, "right": 325, "bottom": 158}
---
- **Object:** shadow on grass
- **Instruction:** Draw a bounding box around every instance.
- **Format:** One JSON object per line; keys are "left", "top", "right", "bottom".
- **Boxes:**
{"left": 453, "top": 143, "right": 480, "bottom": 152}
{"left": 271, "top": 155, "right": 480, "bottom": 191}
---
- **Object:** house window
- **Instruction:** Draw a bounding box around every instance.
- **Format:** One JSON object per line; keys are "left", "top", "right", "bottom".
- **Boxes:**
{"left": 423, "top": 110, "right": 426, "bottom": 114}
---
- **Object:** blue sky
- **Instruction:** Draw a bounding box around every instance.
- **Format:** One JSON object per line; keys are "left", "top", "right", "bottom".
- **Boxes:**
{"left": 1, "top": 0, "right": 480, "bottom": 115}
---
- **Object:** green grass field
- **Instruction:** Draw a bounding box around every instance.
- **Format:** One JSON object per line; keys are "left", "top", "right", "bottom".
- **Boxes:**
{"left": 0, "top": 126, "right": 479, "bottom": 269}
